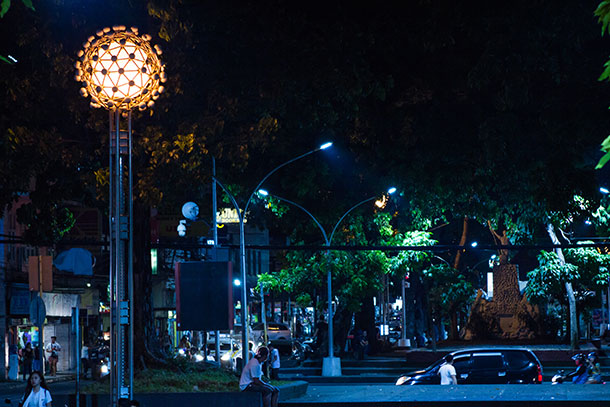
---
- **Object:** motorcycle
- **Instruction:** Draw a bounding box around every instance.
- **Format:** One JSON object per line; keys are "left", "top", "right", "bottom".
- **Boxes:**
{"left": 290, "top": 340, "right": 314, "bottom": 362}
{"left": 551, "top": 369, "right": 566, "bottom": 384}
{"left": 88, "top": 342, "right": 110, "bottom": 380}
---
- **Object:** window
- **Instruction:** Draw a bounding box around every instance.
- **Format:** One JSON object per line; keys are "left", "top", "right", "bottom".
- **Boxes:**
{"left": 452, "top": 356, "right": 471, "bottom": 373}
{"left": 472, "top": 354, "right": 504, "bottom": 370}
{"left": 504, "top": 351, "right": 532, "bottom": 369}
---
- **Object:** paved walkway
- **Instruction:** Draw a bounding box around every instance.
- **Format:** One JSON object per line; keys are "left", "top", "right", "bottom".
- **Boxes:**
{"left": 281, "top": 383, "right": 610, "bottom": 406}
{"left": 0, "top": 370, "right": 75, "bottom": 393}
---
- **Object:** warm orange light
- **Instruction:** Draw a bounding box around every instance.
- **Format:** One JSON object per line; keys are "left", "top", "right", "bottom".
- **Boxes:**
{"left": 75, "top": 26, "right": 166, "bottom": 111}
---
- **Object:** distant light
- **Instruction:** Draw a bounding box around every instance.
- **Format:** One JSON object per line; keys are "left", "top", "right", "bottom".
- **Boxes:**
{"left": 387, "top": 187, "right": 397, "bottom": 195}
{"left": 471, "top": 242, "right": 478, "bottom": 248}
{"left": 491, "top": 255, "right": 497, "bottom": 259}
{"left": 585, "top": 220, "right": 592, "bottom": 225}
{"left": 319, "top": 142, "right": 333, "bottom": 150}
{"left": 258, "top": 189, "right": 269, "bottom": 196}
{"left": 8, "top": 55, "right": 17, "bottom": 63}
{"left": 601, "top": 187, "right": 610, "bottom": 194}
{"left": 177, "top": 220, "right": 187, "bottom": 237}
{"left": 207, "top": 239, "right": 215, "bottom": 245}
{"left": 86, "top": 283, "right": 91, "bottom": 288}
{"left": 233, "top": 279, "right": 241, "bottom": 286}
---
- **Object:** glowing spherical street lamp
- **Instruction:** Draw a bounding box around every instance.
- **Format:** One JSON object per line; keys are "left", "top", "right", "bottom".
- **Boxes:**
{"left": 75, "top": 26, "right": 166, "bottom": 406}
{"left": 75, "top": 26, "right": 166, "bottom": 111}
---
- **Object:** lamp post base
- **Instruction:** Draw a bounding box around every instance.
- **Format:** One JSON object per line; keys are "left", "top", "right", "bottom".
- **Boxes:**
{"left": 397, "top": 339, "right": 411, "bottom": 349}
{"left": 322, "top": 356, "right": 342, "bottom": 376}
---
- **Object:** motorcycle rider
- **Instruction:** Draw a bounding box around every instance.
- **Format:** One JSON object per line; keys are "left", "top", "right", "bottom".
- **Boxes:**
{"left": 586, "top": 352, "right": 603, "bottom": 384}
{"left": 563, "top": 353, "right": 588, "bottom": 384}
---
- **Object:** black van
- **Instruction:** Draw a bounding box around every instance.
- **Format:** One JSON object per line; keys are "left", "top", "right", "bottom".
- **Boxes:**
{"left": 395, "top": 348, "right": 543, "bottom": 385}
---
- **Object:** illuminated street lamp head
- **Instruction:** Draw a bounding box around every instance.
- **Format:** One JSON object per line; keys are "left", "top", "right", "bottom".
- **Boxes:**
{"left": 75, "top": 26, "right": 166, "bottom": 111}
{"left": 319, "top": 142, "right": 333, "bottom": 150}
{"left": 258, "top": 189, "right": 269, "bottom": 196}
{"left": 387, "top": 187, "right": 397, "bottom": 195}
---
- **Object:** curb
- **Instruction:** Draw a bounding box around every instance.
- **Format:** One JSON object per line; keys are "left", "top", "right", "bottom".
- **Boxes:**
{"left": 279, "top": 381, "right": 309, "bottom": 401}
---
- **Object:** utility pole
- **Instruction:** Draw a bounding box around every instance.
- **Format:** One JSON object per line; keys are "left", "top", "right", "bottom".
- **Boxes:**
{"left": 0, "top": 254, "right": 5, "bottom": 379}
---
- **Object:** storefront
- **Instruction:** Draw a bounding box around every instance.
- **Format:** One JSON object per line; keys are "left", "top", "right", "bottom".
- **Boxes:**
{"left": 6, "top": 284, "right": 97, "bottom": 378}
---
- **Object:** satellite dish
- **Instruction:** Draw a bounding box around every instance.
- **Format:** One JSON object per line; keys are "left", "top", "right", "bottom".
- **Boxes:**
{"left": 182, "top": 202, "right": 199, "bottom": 221}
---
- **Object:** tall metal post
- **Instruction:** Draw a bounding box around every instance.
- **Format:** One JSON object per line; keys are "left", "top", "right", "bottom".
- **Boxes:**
{"left": 239, "top": 215, "right": 249, "bottom": 365}
{"left": 212, "top": 158, "right": 220, "bottom": 365}
{"left": 109, "top": 109, "right": 133, "bottom": 406}
{"left": 74, "top": 306, "right": 80, "bottom": 407}
{"left": 326, "top": 253, "right": 333, "bottom": 359}
{"left": 399, "top": 277, "right": 408, "bottom": 346}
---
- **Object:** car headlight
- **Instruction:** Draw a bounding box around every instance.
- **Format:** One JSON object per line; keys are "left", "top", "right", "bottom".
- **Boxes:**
{"left": 221, "top": 352, "right": 231, "bottom": 361}
{"left": 194, "top": 354, "right": 204, "bottom": 362}
{"left": 395, "top": 376, "right": 410, "bottom": 386}
{"left": 178, "top": 349, "right": 185, "bottom": 356}
{"left": 100, "top": 365, "right": 109, "bottom": 374}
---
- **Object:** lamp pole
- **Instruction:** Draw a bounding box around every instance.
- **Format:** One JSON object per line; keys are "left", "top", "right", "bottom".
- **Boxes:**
{"left": 213, "top": 142, "right": 332, "bottom": 365}
{"left": 258, "top": 187, "right": 395, "bottom": 376}
{"left": 76, "top": 26, "right": 166, "bottom": 407}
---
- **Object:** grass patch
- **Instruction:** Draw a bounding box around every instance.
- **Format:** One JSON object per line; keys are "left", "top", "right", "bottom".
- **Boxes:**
{"left": 82, "top": 367, "right": 240, "bottom": 393}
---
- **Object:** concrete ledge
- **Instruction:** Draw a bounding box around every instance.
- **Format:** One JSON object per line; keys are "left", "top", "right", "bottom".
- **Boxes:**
{"left": 53, "top": 392, "right": 262, "bottom": 407}
{"left": 279, "top": 380, "right": 308, "bottom": 401}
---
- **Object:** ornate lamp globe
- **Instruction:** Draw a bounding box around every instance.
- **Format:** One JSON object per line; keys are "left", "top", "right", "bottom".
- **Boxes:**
{"left": 75, "top": 26, "right": 166, "bottom": 111}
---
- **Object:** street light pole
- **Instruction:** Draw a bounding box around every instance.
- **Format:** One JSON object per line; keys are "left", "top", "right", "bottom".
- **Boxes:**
{"left": 258, "top": 188, "right": 395, "bottom": 376}
{"left": 212, "top": 142, "right": 332, "bottom": 366}
{"left": 76, "top": 27, "right": 166, "bottom": 406}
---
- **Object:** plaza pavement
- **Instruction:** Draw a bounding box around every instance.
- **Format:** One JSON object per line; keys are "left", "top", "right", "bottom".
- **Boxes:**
{"left": 280, "top": 383, "right": 610, "bottom": 407}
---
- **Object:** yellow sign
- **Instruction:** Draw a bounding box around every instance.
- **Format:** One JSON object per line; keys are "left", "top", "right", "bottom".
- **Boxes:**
{"left": 216, "top": 208, "right": 247, "bottom": 224}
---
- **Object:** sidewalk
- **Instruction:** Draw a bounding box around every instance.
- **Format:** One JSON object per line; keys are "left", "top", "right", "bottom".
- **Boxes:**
{"left": 280, "top": 383, "right": 610, "bottom": 406}
{"left": 0, "top": 370, "right": 75, "bottom": 393}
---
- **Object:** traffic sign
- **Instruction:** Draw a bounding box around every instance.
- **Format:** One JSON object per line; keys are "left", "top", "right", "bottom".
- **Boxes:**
{"left": 29, "top": 296, "right": 46, "bottom": 326}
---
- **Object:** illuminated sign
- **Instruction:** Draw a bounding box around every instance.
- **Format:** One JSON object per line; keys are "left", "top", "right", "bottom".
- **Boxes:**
{"left": 216, "top": 208, "right": 247, "bottom": 224}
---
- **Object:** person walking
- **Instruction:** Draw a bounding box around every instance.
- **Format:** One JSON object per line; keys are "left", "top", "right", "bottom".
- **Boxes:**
{"left": 239, "top": 346, "right": 279, "bottom": 407}
{"left": 81, "top": 342, "right": 90, "bottom": 379}
{"left": 32, "top": 345, "right": 43, "bottom": 373}
{"left": 45, "top": 336, "right": 61, "bottom": 376}
{"left": 438, "top": 354, "right": 457, "bottom": 385}
{"left": 268, "top": 344, "right": 280, "bottom": 380}
{"left": 22, "top": 342, "right": 34, "bottom": 381}
{"left": 20, "top": 371, "right": 52, "bottom": 407}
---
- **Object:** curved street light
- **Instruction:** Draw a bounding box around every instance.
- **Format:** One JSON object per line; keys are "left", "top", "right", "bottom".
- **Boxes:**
{"left": 213, "top": 142, "right": 332, "bottom": 366}
{"left": 258, "top": 187, "right": 396, "bottom": 376}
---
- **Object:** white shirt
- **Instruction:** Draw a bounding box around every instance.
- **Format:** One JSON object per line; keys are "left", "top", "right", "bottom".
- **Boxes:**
{"left": 239, "top": 357, "right": 262, "bottom": 391}
{"left": 46, "top": 342, "right": 61, "bottom": 357}
{"left": 22, "top": 388, "right": 52, "bottom": 407}
{"left": 439, "top": 363, "right": 457, "bottom": 385}
{"left": 271, "top": 348, "right": 280, "bottom": 369}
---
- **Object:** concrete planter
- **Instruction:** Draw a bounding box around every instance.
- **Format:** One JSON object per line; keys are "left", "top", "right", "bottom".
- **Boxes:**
{"left": 52, "top": 381, "right": 308, "bottom": 406}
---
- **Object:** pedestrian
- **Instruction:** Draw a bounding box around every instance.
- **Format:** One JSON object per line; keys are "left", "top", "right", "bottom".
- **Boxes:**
{"left": 20, "top": 371, "right": 52, "bottom": 407}
{"left": 438, "top": 354, "right": 457, "bottom": 385}
{"left": 358, "top": 330, "right": 369, "bottom": 360}
{"left": 313, "top": 317, "right": 328, "bottom": 355}
{"left": 45, "top": 336, "right": 61, "bottom": 376}
{"left": 268, "top": 344, "right": 280, "bottom": 380}
{"left": 32, "top": 345, "right": 42, "bottom": 372}
{"left": 81, "top": 342, "right": 90, "bottom": 379}
{"left": 22, "top": 342, "right": 34, "bottom": 381}
{"left": 239, "top": 346, "right": 279, "bottom": 407}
